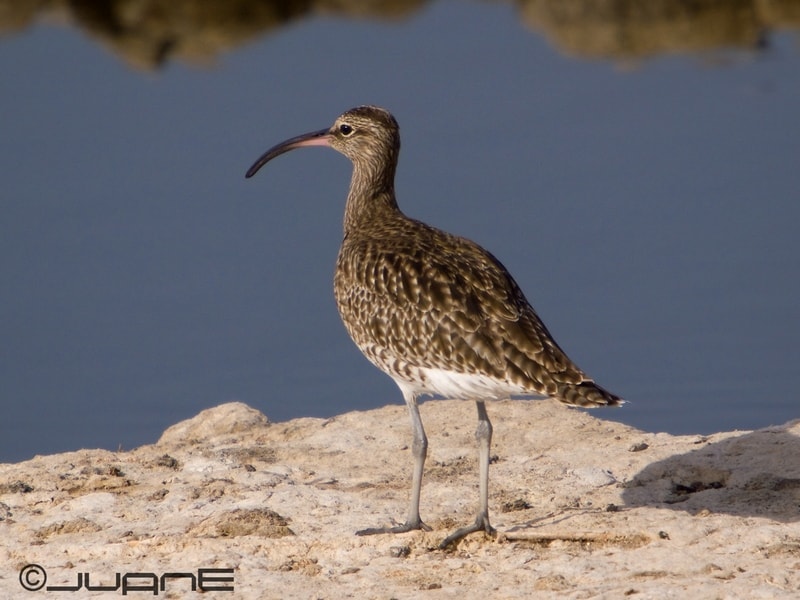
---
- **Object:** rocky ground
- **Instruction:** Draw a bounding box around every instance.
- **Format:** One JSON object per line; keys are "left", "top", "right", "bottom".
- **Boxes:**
{"left": 1, "top": 400, "right": 798, "bottom": 598}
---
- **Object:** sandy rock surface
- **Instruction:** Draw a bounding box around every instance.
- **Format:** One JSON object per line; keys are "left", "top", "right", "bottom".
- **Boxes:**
{"left": 1, "top": 400, "right": 798, "bottom": 598}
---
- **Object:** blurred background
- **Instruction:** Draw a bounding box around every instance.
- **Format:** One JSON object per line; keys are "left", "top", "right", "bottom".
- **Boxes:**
{"left": 1, "top": 0, "right": 799, "bottom": 462}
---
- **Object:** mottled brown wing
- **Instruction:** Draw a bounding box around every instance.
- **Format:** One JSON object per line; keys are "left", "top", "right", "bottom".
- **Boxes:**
{"left": 334, "top": 219, "right": 590, "bottom": 396}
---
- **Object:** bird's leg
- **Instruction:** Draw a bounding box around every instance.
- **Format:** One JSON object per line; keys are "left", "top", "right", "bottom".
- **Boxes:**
{"left": 439, "top": 400, "right": 496, "bottom": 549}
{"left": 356, "top": 391, "right": 431, "bottom": 535}
{"left": 404, "top": 393, "right": 429, "bottom": 530}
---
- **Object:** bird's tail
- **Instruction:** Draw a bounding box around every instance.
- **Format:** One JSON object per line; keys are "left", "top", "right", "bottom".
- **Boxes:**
{"left": 557, "top": 381, "right": 623, "bottom": 408}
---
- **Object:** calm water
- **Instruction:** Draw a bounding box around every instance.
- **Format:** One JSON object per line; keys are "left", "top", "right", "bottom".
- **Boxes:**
{"left": 2, "top": 2, "right": 799, "bottom": 463}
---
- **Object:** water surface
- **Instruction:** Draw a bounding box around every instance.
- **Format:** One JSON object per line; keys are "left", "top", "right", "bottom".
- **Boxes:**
{"left": 1, "top": 1, "right": 799, "bottom": 462}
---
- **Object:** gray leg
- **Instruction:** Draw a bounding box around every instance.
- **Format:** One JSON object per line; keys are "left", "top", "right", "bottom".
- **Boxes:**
{"left": 357, "top": 389, "right": 431, "bottom": 535}
{"left": 439, "top": 400, "right": 497, "bottom": 548}
{"left": 404, "top": 391, "right": 429, "bottom": 529}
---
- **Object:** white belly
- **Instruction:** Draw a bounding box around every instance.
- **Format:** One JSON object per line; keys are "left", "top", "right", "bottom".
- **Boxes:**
{"left": 394, "top": 366, "right": 535, "bottom": 401}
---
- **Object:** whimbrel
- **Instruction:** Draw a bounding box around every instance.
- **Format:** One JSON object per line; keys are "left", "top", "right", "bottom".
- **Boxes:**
{"left": 246, "top": 106, "right": 622, "bottom": 548}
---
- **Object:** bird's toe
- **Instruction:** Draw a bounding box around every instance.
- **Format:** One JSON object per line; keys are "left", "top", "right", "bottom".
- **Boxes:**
{"left": 356, "top": 518, "right": 430, "bottom": 536}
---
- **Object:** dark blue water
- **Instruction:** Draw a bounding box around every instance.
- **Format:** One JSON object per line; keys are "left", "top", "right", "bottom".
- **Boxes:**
{"left": 2, "top": 3, "right": 798, "bottom": 462}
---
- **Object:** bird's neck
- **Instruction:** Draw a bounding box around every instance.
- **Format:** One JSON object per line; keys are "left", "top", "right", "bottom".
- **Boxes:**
{"left": 343, "top": 159, "right": 402, "bottom": 235}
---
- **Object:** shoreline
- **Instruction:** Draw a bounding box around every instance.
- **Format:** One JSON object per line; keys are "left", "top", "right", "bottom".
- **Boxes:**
{"left": 2, "top": 400, "right": 798, "bottom": 597}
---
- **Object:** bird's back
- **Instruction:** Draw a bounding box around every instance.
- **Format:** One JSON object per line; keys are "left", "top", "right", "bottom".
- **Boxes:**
{"left": 333, "top": 211, "right": 621, "bottom": 408}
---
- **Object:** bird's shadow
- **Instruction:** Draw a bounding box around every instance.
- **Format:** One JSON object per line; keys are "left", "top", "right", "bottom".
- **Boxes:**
{"left": 620, "top": 421, "right": 800, "bottom": 522}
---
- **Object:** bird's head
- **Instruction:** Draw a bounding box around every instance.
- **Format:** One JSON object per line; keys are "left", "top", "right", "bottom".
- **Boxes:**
{"left": 245, "top": 105, "right": 400, "bottom": 178}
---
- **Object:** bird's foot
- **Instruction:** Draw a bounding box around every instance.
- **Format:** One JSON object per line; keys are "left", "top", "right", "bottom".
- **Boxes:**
{"left": 438, "top": 512, "right": 496, "bottom": 549}
{"left": 356, "top": 518, "right": 432, "bottom": 536}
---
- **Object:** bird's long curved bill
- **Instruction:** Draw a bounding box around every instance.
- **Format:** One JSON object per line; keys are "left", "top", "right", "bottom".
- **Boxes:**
{"left": 245, "top": 128, "right": 331, "bottom": 178}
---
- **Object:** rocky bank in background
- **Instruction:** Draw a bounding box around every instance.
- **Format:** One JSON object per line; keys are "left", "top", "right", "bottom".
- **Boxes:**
{"left": 2, "top": 0, "right": 799, "bottom": 68}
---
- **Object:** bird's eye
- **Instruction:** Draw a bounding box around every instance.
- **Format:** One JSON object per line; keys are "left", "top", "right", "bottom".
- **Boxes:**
{"left": 339, "top": 124, "right": 353, "bottom": 136}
